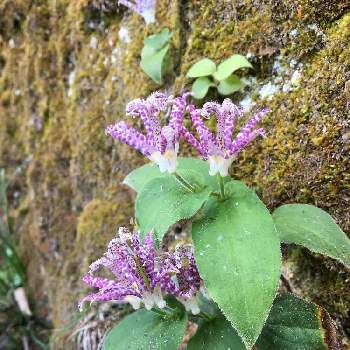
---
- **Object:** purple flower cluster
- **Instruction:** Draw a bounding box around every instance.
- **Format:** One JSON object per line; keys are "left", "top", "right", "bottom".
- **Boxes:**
{"left": 106, "top": 92, "right": 189, "bottom": 174}
{"left": 106, "top": 93, "right": 269, "bottom": 177}
{"left": 79, "top": 228, "right": 202, "bottom": 314}
{"left": 118, "top": 0, "right": 156, "bottom": 24}
{"left": 181, "top": 100, "right": 270, "bottom": 176}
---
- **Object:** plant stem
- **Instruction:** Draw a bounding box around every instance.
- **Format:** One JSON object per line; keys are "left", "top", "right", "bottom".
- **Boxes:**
{"left": 217, "top": 174, "right": 225, "bottom": 200}
{"left": 197, "top": 311, "right": 213, "bottom": 321}
{"left": 210, "top": 192, "right": 220, "bottom": 198}
{"left": 151, "top": 307, "right": 168, "bottom": 317}
{"left": 174, "top": 172, "right": 196, "bottom": 193}
{"left": 152, "top": 306, "right": 178, "bottom": 319}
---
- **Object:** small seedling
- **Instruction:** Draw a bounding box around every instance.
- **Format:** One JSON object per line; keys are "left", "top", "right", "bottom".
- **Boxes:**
{"left": 186, "top": 55, "right": 253, "bottom": 99}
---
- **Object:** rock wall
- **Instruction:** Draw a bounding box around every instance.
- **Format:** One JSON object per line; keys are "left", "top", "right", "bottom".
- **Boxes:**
{"left": 0, "top": 0, "right": 349, "bottom": 348}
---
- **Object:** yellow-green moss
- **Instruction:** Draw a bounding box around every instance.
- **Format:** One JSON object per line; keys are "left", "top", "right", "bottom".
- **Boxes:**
{"left": 50, "top": 193, "right": 132, "bottom": 348}
{"left": 232, "top": 13, "right": 350, "bottom": 339}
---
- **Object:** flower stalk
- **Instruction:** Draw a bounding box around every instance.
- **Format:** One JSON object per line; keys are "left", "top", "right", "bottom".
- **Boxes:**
{"left": 218, "top": 174, "right": 226, "bottom": 200}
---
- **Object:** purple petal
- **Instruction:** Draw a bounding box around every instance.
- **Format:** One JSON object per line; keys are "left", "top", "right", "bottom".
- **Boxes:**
{"left": 106, "top": 122, "right": 150, "bottom": 156}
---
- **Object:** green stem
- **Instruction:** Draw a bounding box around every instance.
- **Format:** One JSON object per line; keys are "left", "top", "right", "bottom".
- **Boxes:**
{"left": 174, "top": 172, "right": 196, "bottom": 193}
{"left": 197, "top": 311, "right": 213, "bottom": 321}
{"left": 151, "top": 307, "right": 169, "bottom": 317}
{"left": 217, "top": 174, "right": 225, "bottom": 200}
{"left": 152, "top": 306, "right": 178, "bottom": 319}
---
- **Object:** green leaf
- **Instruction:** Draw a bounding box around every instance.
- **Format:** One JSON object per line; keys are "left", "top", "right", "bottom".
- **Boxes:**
{"left": 141, "top": 44, "right": 157, "bottom": 60}
{"left": 192, "top": 180, "right": 281, "bottom": 348}
{"left": 213, "top": 54, "right": 253, "bottom": 81}
{"left": 140, "top": 45, "right": 170, "bottom": 84}
{"left": 273, "top": 204, "right": 350, "bottom": 268}
{"left": 192, "top": 77, "right": 215, "bottom": 99}
{"left": 186, "top": 58, "right": 217, "bottom": 78}
{"left": 103, "top": 309, "right": 187, "bottom": 350}
{"left": 123, "top": 157, "right": 219, "bottom": 193}
{"left": 136, "top": 170, "right": 211, "bottom": 241}
{"left": 256, "top": 293, "right": 338, "bottom": 350}
{"left": 144, "top": 28, "right": 172, "bottom": 51}
{"left": 217, "top": 74, "right": 244, "bottom": 95}
{"left": 188, "top": 314, "right": 245, "bottom": 350}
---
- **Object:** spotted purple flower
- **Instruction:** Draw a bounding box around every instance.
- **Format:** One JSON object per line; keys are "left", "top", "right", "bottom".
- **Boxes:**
{"left": 172, "top": 245, "right": 202, "bottom": 314}
{"left": 106, "top": 92, "right": 190, "bottom": 174}
{"left": 79, "top": 228, "right": 202, "bottom": 314}
{"left": 118, "top": 0, "right": 156, "bottom": 24}
{"left": 181, "top": 98, "right": 270, "bottom": 176}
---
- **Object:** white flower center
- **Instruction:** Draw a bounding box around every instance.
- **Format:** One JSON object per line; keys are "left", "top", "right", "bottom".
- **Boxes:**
{"left": 180, "top": 295, "right": 200, "bottom": 315}
{"left": 150, "top": 147, "right": 178, "bottom": 174}
{"left": 141, "top": 9, "right": 156, "bottom": 25}
{"left": 208, "top": 156, "right": 233, "bottom": 177}
{"left": 125, "top": 295, "right": 142, "bottom": 310}
{"left": 141, "top": 286, "right": 166, "bottom": 310}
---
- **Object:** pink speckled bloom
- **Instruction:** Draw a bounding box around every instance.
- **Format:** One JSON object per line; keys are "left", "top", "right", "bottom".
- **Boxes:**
{"left": 79, "top": 228, "right": 202, "bottom": 314}
{"left": 181, "top": 98, "right": 270, "bottom": 176}
{"left": 106, "top": 92, "right": 190, "bottom": 174}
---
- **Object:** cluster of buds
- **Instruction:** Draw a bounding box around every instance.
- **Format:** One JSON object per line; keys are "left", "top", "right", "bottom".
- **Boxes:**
{"left": 106, "top": 92, "right": 270, "bottom": 177}
{"left": 79, "top": 228, "right": 202, "bottom": 314}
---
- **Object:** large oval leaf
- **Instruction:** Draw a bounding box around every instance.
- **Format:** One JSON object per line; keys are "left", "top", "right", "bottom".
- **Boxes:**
{"left": 188, "top": 314, "right": 245, "bottom": 350}
{"left": 186, "top": 58, "right": 216, "bottom": 78}
{"left": 213, "top": 54, "right": 253, "bottom": 81}
{"left": 123, "top": 157, "right": 219, "bottom": 193}
{"left": 192, "top": 181, "right": 281, "bottom": 348}
{"left": 256, "top": 293, "right": 339, "bottom": 350}
{"left": 273, "top": 204, "right": 350, "bottom": 268}
{"left": 103, "top": 310, "right": 187, "bottom": 350}
{"left": 136, "top": 170, "right": 212, "bottom": 241}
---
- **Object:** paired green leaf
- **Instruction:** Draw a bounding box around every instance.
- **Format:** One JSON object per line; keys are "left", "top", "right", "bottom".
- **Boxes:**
{"left": 192, "top": 77, "right": 215, "bottom": 99}
{"left": 136, "top": 169, "right": 211, "bottom": 241}
{"left": 273, "top": 204, "right": 350, "bottom": 268}
{"left": 187, "top": 58, "right": 216, "bottom": 78}
{"left": 213, "top": 54, "right": 253, "bottom": 81}
{"left": 256, "top": 293, "right": 338, "bottom": 350}
{"left": 188, "top": 314, "right": 245, "bottom": 350}
{"left": 192, "top": 180, "right": 281, "bottom": 348}
{"left": 103, "top": 310, "right": 187, "bottom": 350}
{"left": 217, "top": 74, "right": 244, "bottom": 95}
{"left": 123, "top": 157, "right": 219, "bottom": 193}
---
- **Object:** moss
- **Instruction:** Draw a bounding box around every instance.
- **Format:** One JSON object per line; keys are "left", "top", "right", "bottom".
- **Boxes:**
{"left": 283, "top": 247, "right": 350, "bottom": 346}
{"left": 50, "top": 194, "right": 132, "bottom": 348}
{"left": 231, "top": 13, "right": 350, "bottom": 341}
{"left": 291, "top": 0, "right": 350, "bottom": 26}
{"left": 174, "top": 0, "right": 277, "bottom": 93}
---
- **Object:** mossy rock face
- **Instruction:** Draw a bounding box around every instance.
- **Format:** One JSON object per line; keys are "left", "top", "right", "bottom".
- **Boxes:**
{"left": 0, "top": 0, "right": 350, "bottom": 348}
